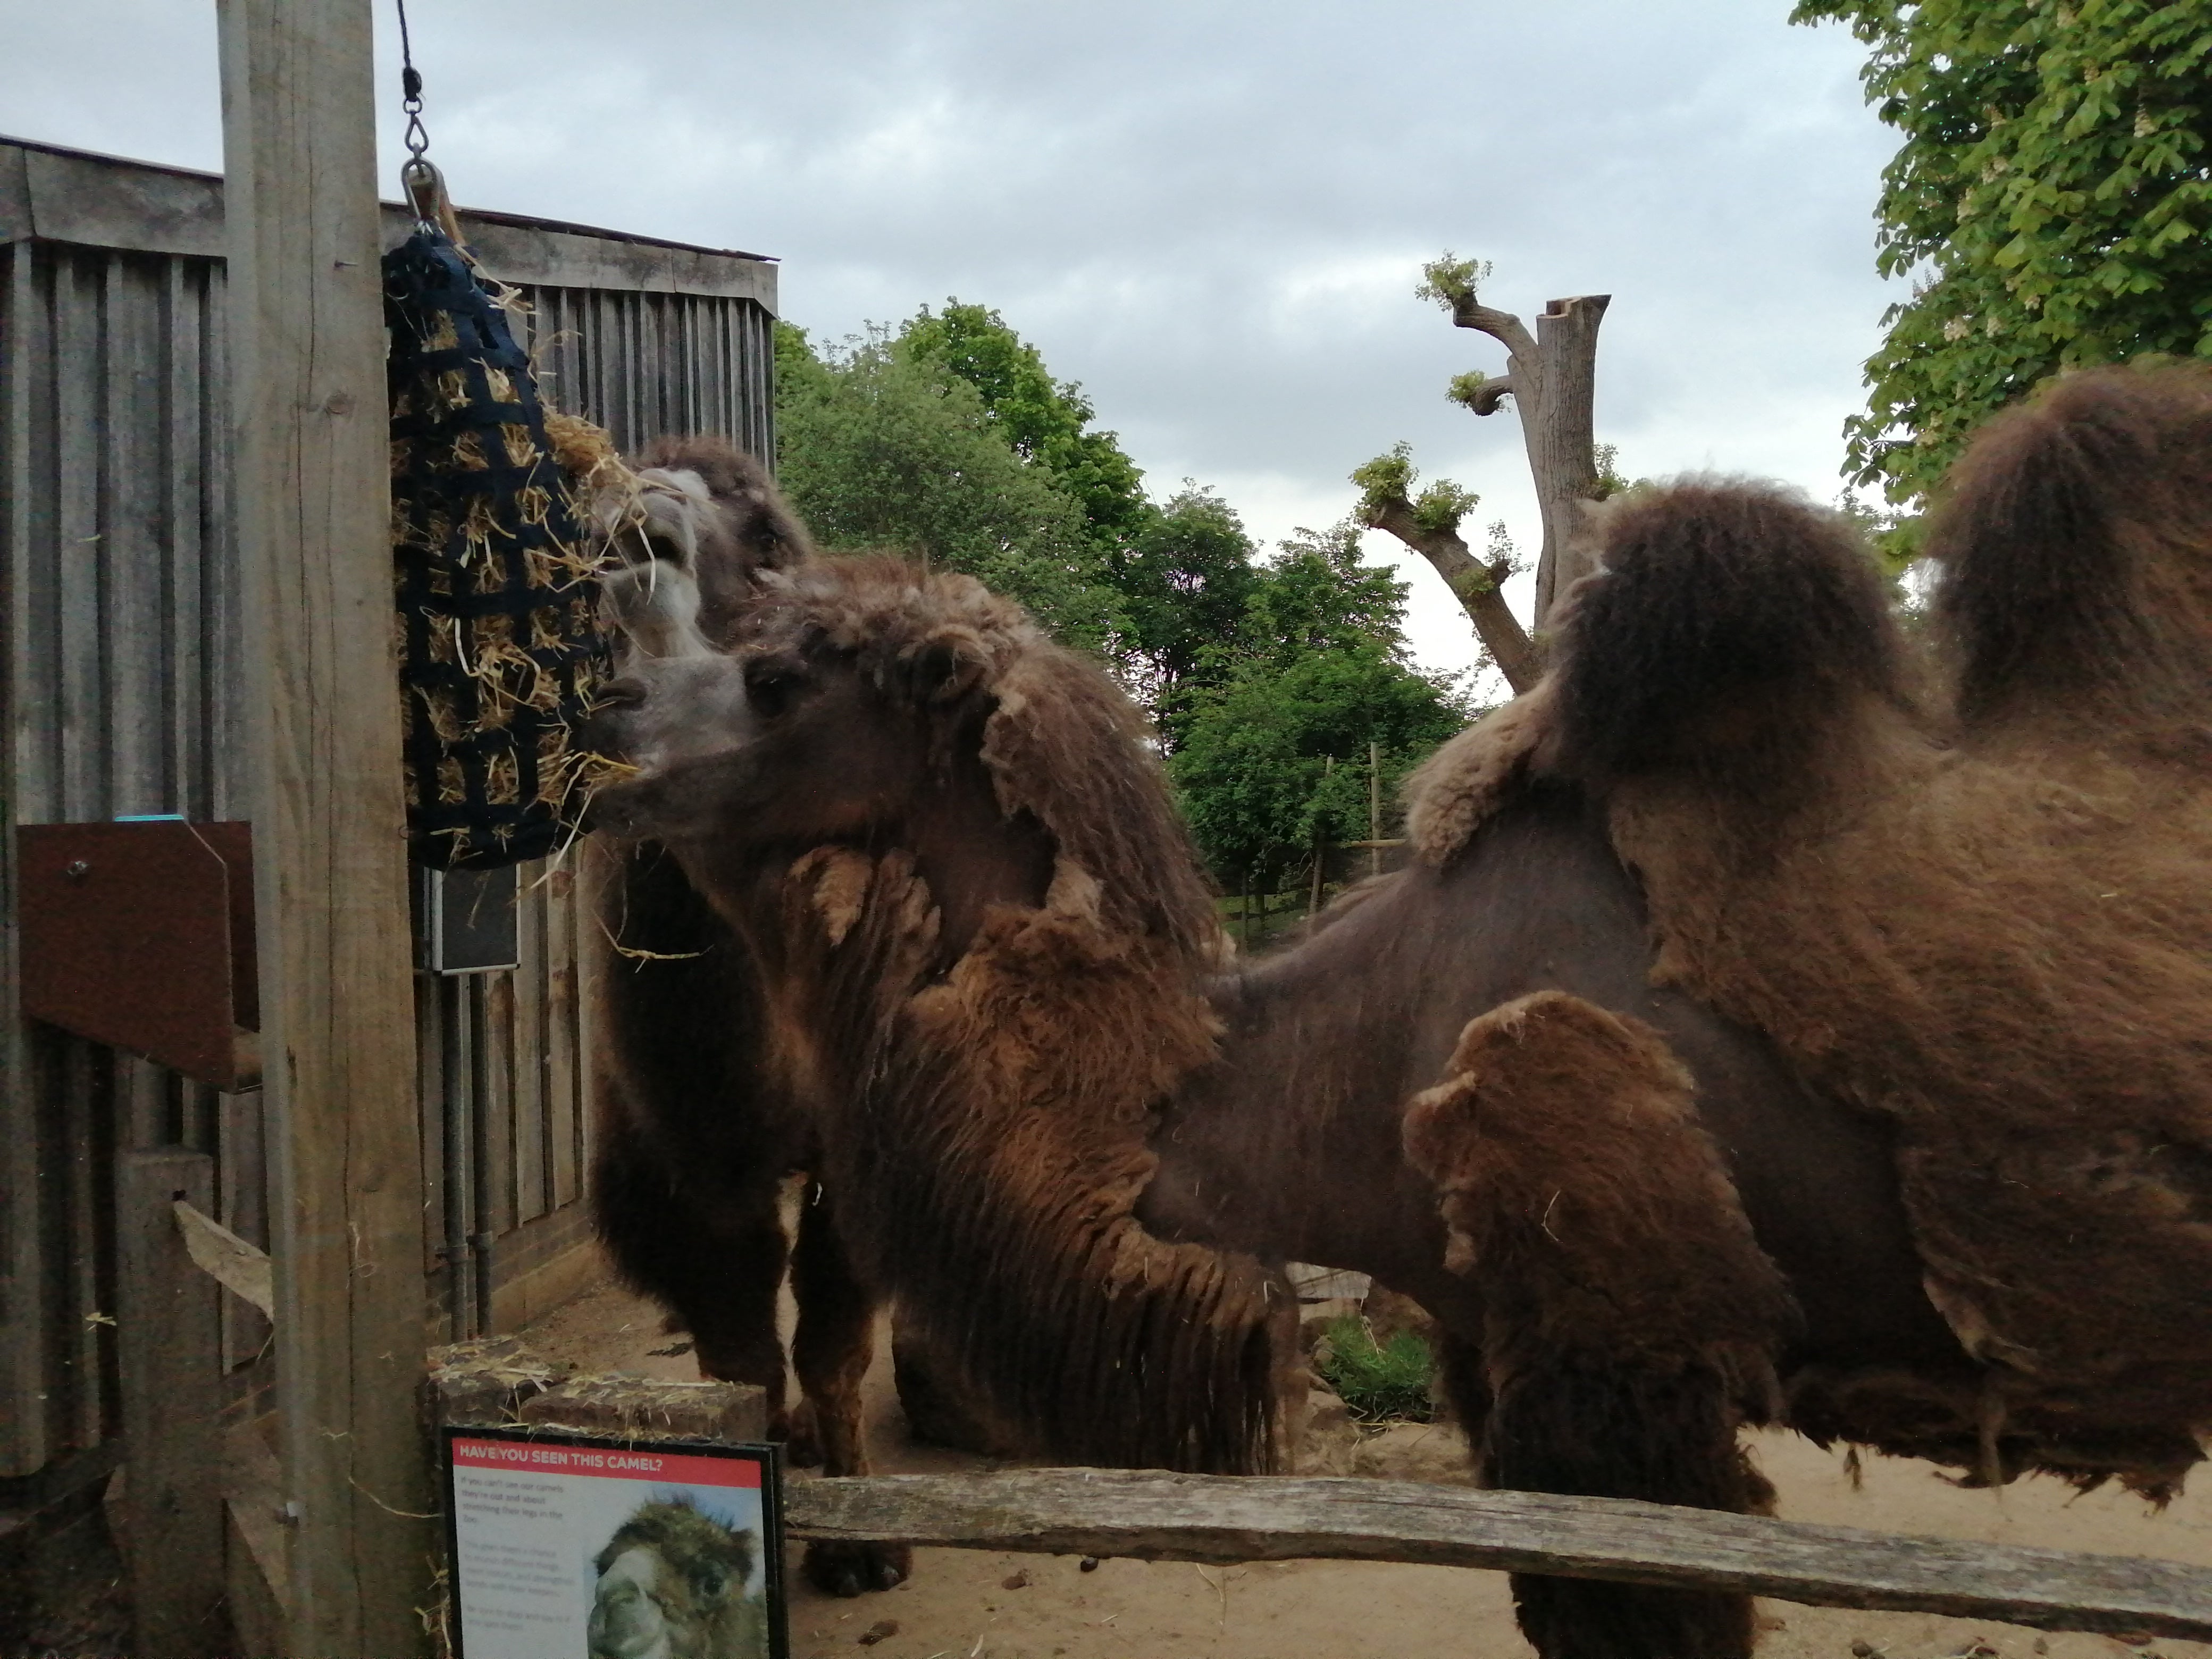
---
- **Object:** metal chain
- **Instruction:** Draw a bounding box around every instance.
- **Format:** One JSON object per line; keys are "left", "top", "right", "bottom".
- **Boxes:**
{"left": 397, "top": 0, "right": 429, "bottom": 162}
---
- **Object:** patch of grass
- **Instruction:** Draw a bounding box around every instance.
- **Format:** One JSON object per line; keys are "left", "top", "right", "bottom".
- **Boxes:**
{"left": 1316, "top": 1316, "right": 1435, "bottom": 1425}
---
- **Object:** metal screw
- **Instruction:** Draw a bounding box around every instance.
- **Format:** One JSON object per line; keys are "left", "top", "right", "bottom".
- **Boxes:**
{"left": 64, "top": 859, "right": 89, "bottom": 879}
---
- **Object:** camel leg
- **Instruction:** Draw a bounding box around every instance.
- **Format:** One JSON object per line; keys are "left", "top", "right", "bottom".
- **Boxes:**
{"left": 591, "top": 1116, "right": 792, "bottom": 1432}
{"left": 1404, "top": 992, "right": 1795, "bottom": 1659}
{"left": 791, "top": 1186, "right": 912, "bottom": 1597}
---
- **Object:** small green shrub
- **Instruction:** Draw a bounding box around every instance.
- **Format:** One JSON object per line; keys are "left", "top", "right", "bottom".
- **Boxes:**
{"left": 1316, "top": 1316, "right": 1435, "bottom": 1425}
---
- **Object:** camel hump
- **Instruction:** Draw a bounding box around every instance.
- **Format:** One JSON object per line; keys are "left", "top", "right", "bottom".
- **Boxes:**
{"left": 1549, "top": 480, "right": 1903, "bottom": 787}
{"left": 1930, "top": 365, "right": 2212, "bottom": 736}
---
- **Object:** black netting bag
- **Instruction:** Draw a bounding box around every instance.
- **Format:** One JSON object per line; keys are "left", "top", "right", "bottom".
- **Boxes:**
{"left": 385, "top": 227, "right": 613, "bottom": 869}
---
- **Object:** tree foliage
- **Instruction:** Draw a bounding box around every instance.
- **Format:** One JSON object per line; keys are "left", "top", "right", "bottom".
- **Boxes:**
{"left": 1797, "top": 0, "right": 2212, "bottom": 499}
{"left": 1102, "top": 485, "right": 1259, "bottom": 719}
{"left": 1168, "top": 524, "right": 1476, "bottom": 888}
{"left": 772, "top": 322, "right": 1121, "bottom": 646}
{"left": 899, "top": 301, "right": 1152, "bottom": 548}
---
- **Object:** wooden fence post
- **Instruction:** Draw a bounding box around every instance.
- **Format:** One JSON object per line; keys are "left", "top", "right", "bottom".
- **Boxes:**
{"left": 115, "top": 1149, "right": 224, "bottom": 1657}
{"left": 219, "top": 1, "right": 433, "bottom": 1651}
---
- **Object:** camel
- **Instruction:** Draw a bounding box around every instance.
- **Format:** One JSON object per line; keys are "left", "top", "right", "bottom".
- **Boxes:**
{"left": 584, "top": 366, "right": 2212, "bottom": 1659}
{"left": 588, "top": 1497, "right": 767, "bottom": 1659}
{"left": 586, "top": 440, "right": 1023, "bottom": 1601}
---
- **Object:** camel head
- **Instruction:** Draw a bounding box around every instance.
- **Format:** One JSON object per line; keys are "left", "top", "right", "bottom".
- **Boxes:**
{"left": 587, "top": 555, "right": 1017, "bottom": 848}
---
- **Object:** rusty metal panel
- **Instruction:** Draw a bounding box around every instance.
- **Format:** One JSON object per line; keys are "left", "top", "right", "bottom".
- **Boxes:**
{"left": 16, "top": 821, "right": 256, "bottom": 1090}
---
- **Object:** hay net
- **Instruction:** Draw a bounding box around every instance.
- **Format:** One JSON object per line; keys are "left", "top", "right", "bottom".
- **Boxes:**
{"left": 385, "top": 225, "right": 624, "bottom": 869}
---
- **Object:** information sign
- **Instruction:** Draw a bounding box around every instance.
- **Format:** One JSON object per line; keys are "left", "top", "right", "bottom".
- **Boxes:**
{"left": 442, "top": 1425, "right": 788, "bottom": 1658}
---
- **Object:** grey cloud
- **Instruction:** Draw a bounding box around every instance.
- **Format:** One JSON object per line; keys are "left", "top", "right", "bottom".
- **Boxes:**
{"left": 3, "top": 0, "right": 1903, "bottom": 671}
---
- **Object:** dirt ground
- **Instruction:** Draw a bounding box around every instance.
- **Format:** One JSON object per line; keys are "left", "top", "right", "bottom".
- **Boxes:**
{"left": 522, "top": 1266, "right": 2212, "bottom": 1659}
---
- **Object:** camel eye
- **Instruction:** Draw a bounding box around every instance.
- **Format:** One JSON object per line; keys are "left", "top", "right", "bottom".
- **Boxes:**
{"left": 743, "top": 658, "right": 805, "bottom": 717}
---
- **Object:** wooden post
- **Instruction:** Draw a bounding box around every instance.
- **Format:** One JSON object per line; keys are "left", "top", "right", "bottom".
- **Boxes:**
{"left": 115, "top": 1149, "right": 225, "bottom": 1657}
{"left": 219, "top": 2, "right": 433, "bottom": 1652}
{"left": 1368, "top": 742, "right": 1382, "bottom": 881}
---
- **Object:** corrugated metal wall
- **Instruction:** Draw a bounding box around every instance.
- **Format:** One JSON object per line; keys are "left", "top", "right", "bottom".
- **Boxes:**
{"left": 1, "top": 156, "right": 778, "bottom": 1481}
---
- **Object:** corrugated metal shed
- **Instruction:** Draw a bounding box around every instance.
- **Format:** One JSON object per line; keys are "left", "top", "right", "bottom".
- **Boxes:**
{"left": 0, "top": 135, "right": 778, "bottom": 1484}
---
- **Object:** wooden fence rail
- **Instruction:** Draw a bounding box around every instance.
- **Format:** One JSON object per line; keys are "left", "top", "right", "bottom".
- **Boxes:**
{"left": 784, "top": 1470, "right": 2212, "bottom": 1644}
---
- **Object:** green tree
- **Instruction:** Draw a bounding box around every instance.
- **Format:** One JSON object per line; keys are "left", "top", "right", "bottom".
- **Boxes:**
{"left": 1167, "top": 523, "right": 1476, "bottom": 889}
{"left": 1103, "top": 485, "right": 1259, "bottom": 727}
{"left": 773, "top": 322, "right": 1121, "bottom": 646}
{"left": 898, "top": 301, "right": 1151, "bottom": 548}
{"left": 1796, "top": 0, "right": 2212, "bottom": 500}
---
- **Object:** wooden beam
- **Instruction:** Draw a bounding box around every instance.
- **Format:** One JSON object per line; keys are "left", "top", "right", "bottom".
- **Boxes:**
{"left": 218, "top": 2, "right": 432, "bottom": 1652}
{"left": 115, "top": 1150, "right": 226, "bottom": 1657}
{"left": 784, "top": 1471, "right": 2212, "bottom": 1644}
{"left": 174, "top": 1198, "right": 274, "bottom": 1319}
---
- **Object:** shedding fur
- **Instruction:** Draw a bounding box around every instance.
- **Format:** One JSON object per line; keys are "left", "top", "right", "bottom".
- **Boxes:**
{"left": 1404, "top": 681, "right": 1558, "bottom": 867}
{"left": 1548, "top": 480, "right": 1908, "bottom": 794}
{"left": 1400, "top": 379, "right": 2212, "bottom": 1495}
{"left": 1404, "top": 992, "right": 1791, "bottom": 1659}
{"left": 641, "top": 556, "right": 1281, "bottom": 1473}
{"left": 1403, "top": 992, "right": 1791, "bottom": 1417}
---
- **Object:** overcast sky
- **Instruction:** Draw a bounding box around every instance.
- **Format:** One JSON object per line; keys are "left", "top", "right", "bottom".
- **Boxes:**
{"left": 5, "top": 1, "right": 1900, "bottom": 682}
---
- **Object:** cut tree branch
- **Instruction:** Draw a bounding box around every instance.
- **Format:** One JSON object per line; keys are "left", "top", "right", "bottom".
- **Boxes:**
{"left": 1449, "top": 292, "right": 1611, "bottom": 624}
{"left": 1464, "top": 374, "right": 1516, "bottom": 417}
{"left": 1450, "top": 297, "right": 1540, "bottom": 363}
{"left": 1363, "top": 497, "right": 1541, "bottom": 694}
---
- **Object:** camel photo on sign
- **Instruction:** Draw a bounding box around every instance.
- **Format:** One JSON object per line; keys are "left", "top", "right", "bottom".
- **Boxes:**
{"left": 442, "top": 1426, "right": 787, "bottom": 1659}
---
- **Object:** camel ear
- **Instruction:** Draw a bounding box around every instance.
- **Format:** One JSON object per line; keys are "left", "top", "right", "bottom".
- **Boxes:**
{"left": 906, "top": 629, "right": 990, "bottom": 703}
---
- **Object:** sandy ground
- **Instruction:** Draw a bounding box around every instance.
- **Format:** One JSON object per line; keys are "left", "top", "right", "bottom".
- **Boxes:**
{"left": 524, "top": 1269, "right": 2212, "bottom": 1659}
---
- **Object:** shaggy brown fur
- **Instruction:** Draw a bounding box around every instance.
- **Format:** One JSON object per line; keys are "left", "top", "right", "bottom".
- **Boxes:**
{"left": 593, "top": 386, "right": 2212, "bottom": 1655}
{"left": 1414, "top": 371, "right": 2212, "bottom": 1496}
{"left": 1404, "top": 992, "right": 1792, "bottom": 1659}
{"left": 1403, "top": 992, "right": 1792, "bottom": 1402}
{"left": 597, "top": 554, "right": 1284, "bottom": 1474}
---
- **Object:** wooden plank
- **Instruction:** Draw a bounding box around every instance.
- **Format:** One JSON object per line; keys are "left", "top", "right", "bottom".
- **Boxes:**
{"left": 217, "top": 2, "right": 432, "bottom": 1649}
{"left": 115, "top": 1148, "right": 225, "bottom": 1657}
{"left": 545, "top": 864, "right": 581, "bottom": 1209}
{"left": 174, "top": 1197, "right": 273, "bottom": 1318}
{"left": 165, "top": 256, "right": 211, "bottom": 823}
{"left": 104, "top": 252, "right": 169, "bottom": 816}
{"left": 223, "top": 1426, "right": 294, "bottom": 1659}
{"left": 1, "top": 242, "right": 52, "bottom": 1478}
{"left": 63, "top": 1038, "right": 110, "bottom": 1449}
{"left": 55, "top": 250, "right": 105, "bottom": 819}
{"left": 521, "top": 1375, "right": 767, "bottom": 1443}
{"left": 511, "top": 870, "right": 548, "bottom": 1224}
{"left": 119, "top": 1055, "right": 169, "bottom": 1151}
{"left": 785, "top": 1472, "right": 2212, "bottom": 1644}
{"left": 217, "top": 1084, "right": 272, "bottom": 1370}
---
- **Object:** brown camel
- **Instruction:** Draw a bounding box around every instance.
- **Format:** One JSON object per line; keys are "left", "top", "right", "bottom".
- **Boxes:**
{"left": 585, "top": 437, "right": 1018, "bottom": 1599}
{"left": 579, "top": 438, "right": 923, "bottom": 1598}
{"left": 585, "top": 367, "right": 2212, "bottom": 1659}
